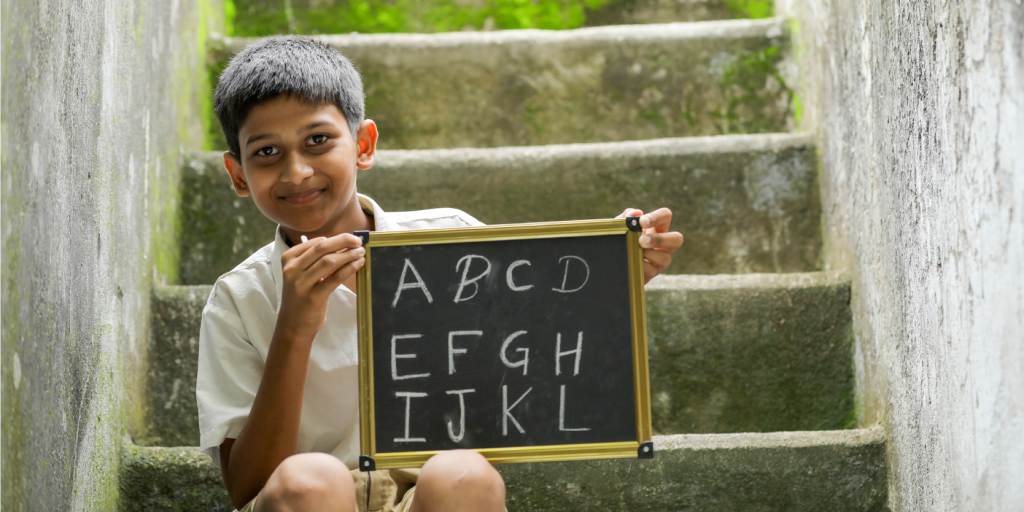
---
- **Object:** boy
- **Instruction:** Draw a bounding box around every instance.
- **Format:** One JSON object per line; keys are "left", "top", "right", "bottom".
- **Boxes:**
{"left": 197, "top": 35, "right": 683, "bottom": 512}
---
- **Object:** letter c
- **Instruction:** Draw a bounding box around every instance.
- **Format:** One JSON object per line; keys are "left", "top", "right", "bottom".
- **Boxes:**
{"left": 506, "top": 260, "right": 534, "bottom": 291}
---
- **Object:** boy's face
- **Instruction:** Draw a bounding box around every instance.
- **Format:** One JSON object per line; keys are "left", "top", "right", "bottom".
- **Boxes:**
{"left": 223, "top": 95, "right": 377, "bottom": 240}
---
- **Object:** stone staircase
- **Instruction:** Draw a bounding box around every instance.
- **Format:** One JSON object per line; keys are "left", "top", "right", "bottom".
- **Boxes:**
{"left": 120, "top": 8, "right": 888, "bottom": 512}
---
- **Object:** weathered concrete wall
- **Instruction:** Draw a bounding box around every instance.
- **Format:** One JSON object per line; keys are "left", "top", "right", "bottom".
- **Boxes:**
{"left": 1, "top": 1, "right": 221, "bottom": 509}
{"left": 778, "top": 0, "right": 1023, "bottom": 510}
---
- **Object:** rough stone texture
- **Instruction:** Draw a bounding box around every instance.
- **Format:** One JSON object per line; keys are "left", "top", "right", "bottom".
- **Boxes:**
{"left": 182, "top": 133, "right": 821, "bottom": 283}
{"left": 137, "top": 286, "right": 213, "bottom": 448}
{"left": 179, "top": 155, "right": 278, "bottom": 285}
{"left": 119, "top": 444, "right": 231, "bottom": 512}
{"left": 0, "top": 1, "right": 222, "bottom": 510}
{"left": 212, "top": 18, "right": 794, "bottom": 150}
{"left": 143, "top": 272, "right": 852, "bottom": 446}
{"left": 777, "top": 0, "right": 1024, "bottom": 510}
{"left": 647, "top": 271, "right": 854, "bottom": 434}
{"left": 500, "top": 428, "right": 887, "bottom": 512}
{"left": 585, "top": 0, "right": 756, "bottom": 26}
{"left": 121, "top": 429, "right": 886, "bottom": 512}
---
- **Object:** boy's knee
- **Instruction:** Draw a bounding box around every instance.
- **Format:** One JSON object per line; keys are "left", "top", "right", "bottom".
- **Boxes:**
{"left": 417, "top": 450, "right": 505, "bottom": 507}
{"left": 260, "top": 453, "right": 354, "bottom": 510}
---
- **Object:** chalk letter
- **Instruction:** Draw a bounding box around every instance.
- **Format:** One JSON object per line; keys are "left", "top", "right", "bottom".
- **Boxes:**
{"left": 505, "top": 260, "right": 534, "bottom": 291}
{"left": 394, "top": 392, "right": 428, "bottom": 443}
{"left": 552, "top": 256, "right": 590, "bottom": 293}
{"left": 555, "top": 331, "right": 583, "bottom": 376}
{"left": 453, "top": 255, "right": 492, "bottom": 303}
{"left": 391, "top": 334, "right": 430, "bottom": 381}
{"left": 446, "top": 389, "right": 475, "bottom": 442}
{"left": 559, "top": 385, "right": 591, "bottom": 432}
{"left": 448, "top": 331, "right": 482, "bottom": 375}
{"left": 392, "top": 259, "right": 433, "bottom": 307}
{"left": 500, "top": 330, "right": 530, "bottom": 376}
{"left": 502, "top": 385, "right": 532, "bottom": 436}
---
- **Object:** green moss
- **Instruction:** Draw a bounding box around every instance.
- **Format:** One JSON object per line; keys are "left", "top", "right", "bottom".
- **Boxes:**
{"left": 714, "top": 45, "right": 793, "bottom": 134}
{"left": 724, "top": 0, "right": 773, "bottom": 19}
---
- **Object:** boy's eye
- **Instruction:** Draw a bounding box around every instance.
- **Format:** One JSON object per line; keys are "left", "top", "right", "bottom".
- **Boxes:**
{"left": 307, "top": 134, "right": 329, "bottom": 145}
{"left": 255, "top": 146, "right": 279, "bottom": 157}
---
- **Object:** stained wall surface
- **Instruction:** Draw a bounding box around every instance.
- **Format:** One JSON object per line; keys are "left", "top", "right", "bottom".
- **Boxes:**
{"left": 1, "top": 1, "right": 221, "bottom": 509}
{"left": 778, "top": 0, "right": 1023, "bottom": 510}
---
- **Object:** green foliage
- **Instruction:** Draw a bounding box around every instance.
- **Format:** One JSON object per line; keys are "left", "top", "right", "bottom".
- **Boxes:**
{"left": 715, "top": 45, "right": 792, "bottom": 134}
{"left": 724, "top": 0, "right": 773, "bottom": 19}
{"left": 229, "top": 0, "right": 618, "bottom": 36}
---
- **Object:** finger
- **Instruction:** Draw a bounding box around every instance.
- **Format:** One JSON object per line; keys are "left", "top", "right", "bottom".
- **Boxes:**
{"left": 643, "top": 261, "right": 660, "bottom": 284}
{"left": 639, "top": 231, "right": 684, "bottom": 252}
{"left": 640, "top": 208, "right": 673, "bottom": 232}
{"left": 295, "top": 233, "right": 363, "bottom": 271}
{"left": 643, "top": 249, "right": 672, "bottom": 271}
{"left": 615, "top": 208, "right": 644, "bottom": 219}
{"left": 304, "top": 246, "right": 365, "bottom": 283}
{"left": 316, "top": 257, "right": 365, "bottom": 293}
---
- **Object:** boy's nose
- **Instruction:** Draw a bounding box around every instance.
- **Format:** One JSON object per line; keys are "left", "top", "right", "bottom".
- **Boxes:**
{"left": 281, "top": 154, "right": 314, "bottom": 183}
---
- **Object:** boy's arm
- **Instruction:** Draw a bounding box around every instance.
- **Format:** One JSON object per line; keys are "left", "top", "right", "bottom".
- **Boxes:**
{"left": 617, "top": 207, "right": 684, "bottom": 283}
{"left": 219, "top": 234, "right": 366, "bottom": 509}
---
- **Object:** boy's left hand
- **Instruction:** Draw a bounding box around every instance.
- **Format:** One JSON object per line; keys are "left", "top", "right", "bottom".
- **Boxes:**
{"left": 617, "top": 207, "right": 684, "bottom": 284}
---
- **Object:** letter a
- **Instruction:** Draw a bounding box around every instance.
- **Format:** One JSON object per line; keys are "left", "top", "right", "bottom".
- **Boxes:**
{"left": 392, "top": 259, "right": 433, "bottom": 308}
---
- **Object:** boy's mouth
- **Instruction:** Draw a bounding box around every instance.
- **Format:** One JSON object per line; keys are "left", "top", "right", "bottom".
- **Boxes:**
{"left": 280, "top": 188, "right": 324, "bottom": 205}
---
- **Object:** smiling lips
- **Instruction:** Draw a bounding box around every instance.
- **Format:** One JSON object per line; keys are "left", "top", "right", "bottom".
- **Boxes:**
{"left": 280, "top": 188, "right": 324, "bottom": 205}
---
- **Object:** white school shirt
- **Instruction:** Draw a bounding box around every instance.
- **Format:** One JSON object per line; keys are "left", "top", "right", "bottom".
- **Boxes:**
{"left": 196, "top": 194, "right": 484, "bottom": 469}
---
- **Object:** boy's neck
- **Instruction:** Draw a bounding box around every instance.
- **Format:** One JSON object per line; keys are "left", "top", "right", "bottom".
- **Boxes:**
{"left": 279, "top": 193, "right": 375, "bottom": 246}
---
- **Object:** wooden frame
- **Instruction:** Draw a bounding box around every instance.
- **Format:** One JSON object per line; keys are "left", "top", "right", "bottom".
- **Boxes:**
{"left": 356, "top": 218, "right": 651, "bottom": 469}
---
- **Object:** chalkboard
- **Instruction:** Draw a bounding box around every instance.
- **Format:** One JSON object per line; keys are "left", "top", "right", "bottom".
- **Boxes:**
{"left": 355, "top": 218, "right": 652, "bottom": 470}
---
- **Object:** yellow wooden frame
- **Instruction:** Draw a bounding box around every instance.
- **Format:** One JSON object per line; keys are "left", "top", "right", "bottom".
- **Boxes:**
{"left": 356, "top": 218, "right": 651, "bottom": 469}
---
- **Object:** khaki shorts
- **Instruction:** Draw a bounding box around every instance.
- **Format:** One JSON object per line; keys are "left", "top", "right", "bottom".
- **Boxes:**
{"left": 237, "top": 467, "right": 420, "bottom": 512}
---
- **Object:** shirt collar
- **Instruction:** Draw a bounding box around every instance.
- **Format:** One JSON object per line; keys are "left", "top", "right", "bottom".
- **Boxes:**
{"left": 271, "top": 193, "right": 390, "bottom": 308}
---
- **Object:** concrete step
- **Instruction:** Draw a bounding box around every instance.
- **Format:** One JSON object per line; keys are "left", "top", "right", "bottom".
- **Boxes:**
{"left": 181, "top": 133, "right": 820, "bottom": 284}
{"left": 229, "top": 0, "right": 763, "bottom": 37}
{"left": 120, "top": 428, "right": 887, "bottom": 512}
{"left": 210, "top": 18, "right": 794, "bottom": 151}
{"left": 135, "top": 272, "right": 852, "bottom": 447}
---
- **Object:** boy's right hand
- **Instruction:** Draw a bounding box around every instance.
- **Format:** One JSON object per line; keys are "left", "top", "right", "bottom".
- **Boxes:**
{"left": 277, "top": 233, "right": 365, "bottom": 341}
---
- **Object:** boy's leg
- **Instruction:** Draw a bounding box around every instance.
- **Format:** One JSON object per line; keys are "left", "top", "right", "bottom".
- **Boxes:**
{"left": 410, "top": 450, "right": 506, "bottom": 512}
{"left": 255, "top": 453, "right": 356, "bottom": 512}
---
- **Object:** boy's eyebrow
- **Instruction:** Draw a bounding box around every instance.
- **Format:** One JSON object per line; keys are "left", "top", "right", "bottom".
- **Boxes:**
{"left": 298, "top": 121, "right": 334, "bottom": 132}
{"left": 244, "top": 122, "right": 337, "bottom": 148}
{"left": 245, "top": 133, "right": 279, "bottom": 147}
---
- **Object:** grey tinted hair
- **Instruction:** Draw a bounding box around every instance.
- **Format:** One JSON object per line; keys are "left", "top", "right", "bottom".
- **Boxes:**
{"left": 214, "top": 35, "right": 365, "bottom": 157}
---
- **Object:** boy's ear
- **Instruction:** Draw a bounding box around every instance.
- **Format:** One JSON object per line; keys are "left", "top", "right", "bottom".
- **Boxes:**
{"left": 223, "top": 152, "right": 251, "bottom": 197}
{"left": 355, "top": 120, "right": 378, "bottom": 170}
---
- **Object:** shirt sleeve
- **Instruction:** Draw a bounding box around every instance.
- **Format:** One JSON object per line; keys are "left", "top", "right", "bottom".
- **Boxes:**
{"left": 456, "top": 210, "right": 486, "bottom": 227}
{"left": 195, "top": 283, "right": 264, "bottom": 468}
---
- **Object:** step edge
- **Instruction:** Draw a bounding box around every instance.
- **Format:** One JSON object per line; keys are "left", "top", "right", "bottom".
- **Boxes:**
{"left": 647, "top": 270, "right": 850, "bottom": 292}
{"left": 188, "top": 132, "right": 816, "bottom": 168}
{"left": 154, "top": 271, "right": 847, "bottom": 298}
{"left": 215, "top": 17, "right": 788, "bottom": 52}
{"left": 125, "top": 427, "right": 882, "bottom": 463}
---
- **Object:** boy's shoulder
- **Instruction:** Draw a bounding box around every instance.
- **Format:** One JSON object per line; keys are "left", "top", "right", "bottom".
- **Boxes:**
{"left": 380, "top": 207, "right": 485, "bottom": 231}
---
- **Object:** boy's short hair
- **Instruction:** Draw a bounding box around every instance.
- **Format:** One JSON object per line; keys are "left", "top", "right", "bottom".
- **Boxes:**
{"left": 214, "top": 35, "right": 365, "bottom": 157}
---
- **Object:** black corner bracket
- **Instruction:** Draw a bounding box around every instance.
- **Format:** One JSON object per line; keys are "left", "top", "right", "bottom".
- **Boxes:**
{"left": 354, "top": 230, "right": 370, "bottom": 247}
{"left": 359, "top": 455, "right": 376, "bottom": 472}
{"left": 638, "top": 441, "right": 654, "bottom": 459}
{"left": 626, "top": 216, "right": 643, "bottom": 232}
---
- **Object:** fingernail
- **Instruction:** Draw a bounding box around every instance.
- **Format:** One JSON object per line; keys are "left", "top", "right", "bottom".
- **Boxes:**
{"left": 354, "top": 247, "right": 365, "bottom": 256}
{"left": 640, "top": 235, "right": 651, "bottom": 246}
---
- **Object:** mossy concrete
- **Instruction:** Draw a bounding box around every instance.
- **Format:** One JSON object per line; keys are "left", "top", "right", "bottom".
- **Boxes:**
{"left": 135, "top": 286, "right": 212, "bottom": 448}
{"left": 211, "top": 18, "right": 794, "bottom": 150}
{"left": 646, "top": 271, "right": 854, "bottom": 434}
{"left": 181, "top": 133, "right": 820, "bottom": 284}
{"left": 1, "top": 0, "right": 222, "bottom": 509}
{"left": 120, "top": 428, "right": 885, "bottom": 512}
{"left": 143, "top": 271, "right": 851, "bottom": 446}
{"left": 119, "top": 444, "right": 231, "bottom": 512}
